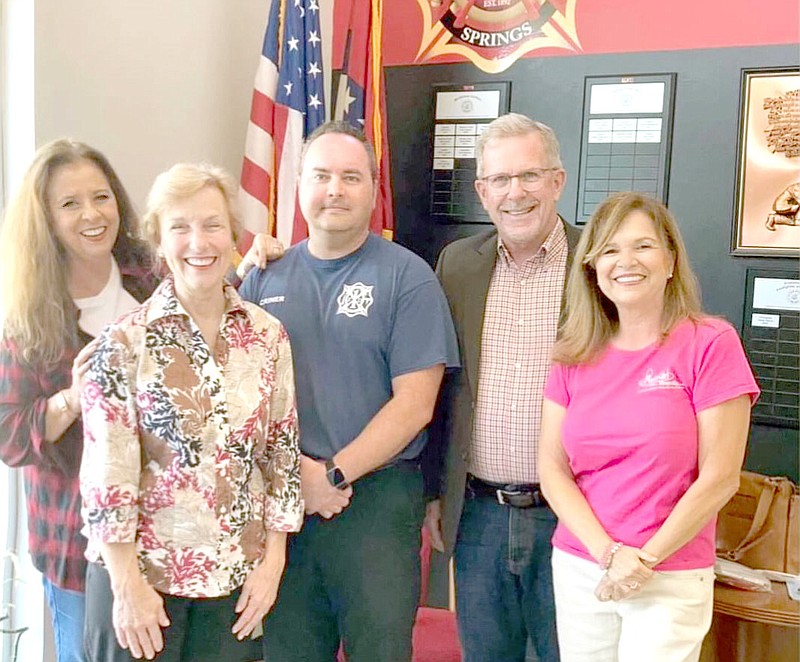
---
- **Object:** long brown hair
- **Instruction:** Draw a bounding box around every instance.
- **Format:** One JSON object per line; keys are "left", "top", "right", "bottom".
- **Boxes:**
{"left": 0, "top": 139, "right": 149, "bottom": 364}
{"left": 552, "top": 192, "right": 703, "bottom": 365}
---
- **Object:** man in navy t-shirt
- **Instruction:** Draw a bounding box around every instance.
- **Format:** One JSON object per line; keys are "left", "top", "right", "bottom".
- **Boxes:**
{"left": 239, "top": 121, "right": 459, "bottom": 662}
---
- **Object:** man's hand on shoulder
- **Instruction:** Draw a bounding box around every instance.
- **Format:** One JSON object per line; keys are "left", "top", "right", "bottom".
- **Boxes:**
{"left": 237, "top": 234, "right": 285, "bottom": 280}
{"left": 300, "top": 455, "right": 353, "bottom": 519}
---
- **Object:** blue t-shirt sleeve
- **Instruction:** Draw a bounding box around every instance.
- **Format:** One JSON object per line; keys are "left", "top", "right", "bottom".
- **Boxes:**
{"left": 238, "top": 267, "right": 258, "bottom": 303}
{"left": 388, "top": 278, "right": 460, "bottom": 379}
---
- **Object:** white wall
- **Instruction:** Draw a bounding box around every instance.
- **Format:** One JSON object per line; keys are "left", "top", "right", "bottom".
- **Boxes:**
{"left": 2, "top": 0, "right": 35, "bottom": 200}
{"left": 35, "top": 0, "right": 268, "bottom": 208}
{"left": 34, "top": 0, "right": 336, "bottom": 212}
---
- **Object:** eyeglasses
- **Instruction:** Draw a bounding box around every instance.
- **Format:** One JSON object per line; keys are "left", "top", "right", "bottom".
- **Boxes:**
{"left": 478, "top": 168, "right": 559, "bottom": 193}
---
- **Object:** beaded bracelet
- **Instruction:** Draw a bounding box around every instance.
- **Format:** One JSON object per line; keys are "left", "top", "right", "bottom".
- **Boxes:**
{"left": 598, "top": 541, "right": 623, "bottom": 571}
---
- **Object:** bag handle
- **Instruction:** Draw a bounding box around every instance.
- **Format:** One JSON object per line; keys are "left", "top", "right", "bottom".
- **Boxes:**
{"left": 719, "top": 477, "right": 781, "bottom": 561}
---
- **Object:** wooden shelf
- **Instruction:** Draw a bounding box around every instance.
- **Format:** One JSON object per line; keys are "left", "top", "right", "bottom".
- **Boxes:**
{"left": 713, "top": 581, "right": 799, "bottom": 627}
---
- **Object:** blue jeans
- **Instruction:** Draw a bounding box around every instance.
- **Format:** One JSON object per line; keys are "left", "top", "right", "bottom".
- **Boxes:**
{"left": 455, "top": 494, "right": 559, "bottom": 662}
{"left": 42, "top": 576, "right": 86, "bottom": 662}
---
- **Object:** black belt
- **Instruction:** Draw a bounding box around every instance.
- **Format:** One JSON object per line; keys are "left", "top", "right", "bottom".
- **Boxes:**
{"left": 466, "top": 474, "right": 548, "bottom": 509}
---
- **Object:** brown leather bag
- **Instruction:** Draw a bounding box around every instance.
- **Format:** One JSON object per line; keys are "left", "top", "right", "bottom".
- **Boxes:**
{"left": 715, "top": 471, "right": 800, "bottom": 575}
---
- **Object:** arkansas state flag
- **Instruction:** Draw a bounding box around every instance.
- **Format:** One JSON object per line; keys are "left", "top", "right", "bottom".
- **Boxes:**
{"left": 333, "top": 0, "right": 395, "bottom": 240}
{"left": 239, "top": 0, "right": 327, "bottom": 250}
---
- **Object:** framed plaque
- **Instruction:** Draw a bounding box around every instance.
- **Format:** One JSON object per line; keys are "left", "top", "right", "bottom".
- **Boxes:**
{"left": 430, "top": 81, "right": 511, "bottom": 224}
{"left": 731, "top": 67, "right": 800, "bottom": 257}
{"left": 742, "top": 267, "right": 799, "bottom": 428}
{"left": 575, "top": 74, "right": 676, "bottom": 224}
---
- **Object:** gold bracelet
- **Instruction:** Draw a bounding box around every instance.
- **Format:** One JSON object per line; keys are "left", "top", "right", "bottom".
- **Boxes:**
{"left": 56, "top": 390, "right": 80, "bottom": 417}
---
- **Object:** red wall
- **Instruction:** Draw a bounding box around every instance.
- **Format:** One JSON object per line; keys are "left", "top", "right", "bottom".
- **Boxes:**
{"left": 333, "top": 0, "right": 800, "bottom": 68}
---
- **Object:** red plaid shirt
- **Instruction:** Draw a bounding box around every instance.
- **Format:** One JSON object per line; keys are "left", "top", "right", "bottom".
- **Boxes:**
{"left": 0, "top": 337, "right": 87, "bottom": 591}
{"left": 0, "top": 270, "right": 154, "bottom": 591}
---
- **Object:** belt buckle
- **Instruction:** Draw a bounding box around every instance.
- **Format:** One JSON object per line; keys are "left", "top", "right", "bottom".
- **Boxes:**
{"left": 495, "top": 489, "right": 509, "bottom": 506}
{"left": 496, "top": 488, "right": 532, "bottom": 507}
{"left": 497, "top": 488, "right": 537, "bottom": 508}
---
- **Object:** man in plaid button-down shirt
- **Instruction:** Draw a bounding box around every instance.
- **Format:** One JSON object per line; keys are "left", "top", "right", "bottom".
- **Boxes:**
{"left": 424, "top": 114, "right": 581, "bottom": 662}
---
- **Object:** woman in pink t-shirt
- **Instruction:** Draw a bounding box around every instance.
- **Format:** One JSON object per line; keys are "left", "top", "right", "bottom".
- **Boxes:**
{"left": 539, "top": 192, "right": 759, "bottom": 662}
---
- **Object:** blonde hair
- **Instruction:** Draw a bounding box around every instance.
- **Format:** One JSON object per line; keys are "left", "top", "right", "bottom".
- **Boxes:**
{"left": 475, "top": 113, "right": 563, "bottom": 177}
{"left": 141, "top": 162, "right": 241, "bottom": 256}
{"left": 552, "top": 192, "right": 703, "bottom": 364}
{"left": 0, "top": 139, "right": 148, "bottom": 365}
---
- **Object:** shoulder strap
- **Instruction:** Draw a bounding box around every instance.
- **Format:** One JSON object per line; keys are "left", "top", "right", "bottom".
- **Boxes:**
{"left": 719, "top": 478, "right": 781, "bottom": 561}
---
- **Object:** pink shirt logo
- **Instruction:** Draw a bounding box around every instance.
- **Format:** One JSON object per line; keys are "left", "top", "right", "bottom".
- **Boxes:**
{"left": 638, "top": 368, "right": 684, "bottom": 392}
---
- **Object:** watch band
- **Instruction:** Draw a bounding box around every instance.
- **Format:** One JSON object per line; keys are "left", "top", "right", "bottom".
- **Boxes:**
{"left": 325, "top": 459, "right": 350, "bottom": 490}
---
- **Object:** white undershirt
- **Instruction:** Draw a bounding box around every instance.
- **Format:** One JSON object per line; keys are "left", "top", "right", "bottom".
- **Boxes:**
{"left": 74, "top": 258, "right": 139, "bottom": 336}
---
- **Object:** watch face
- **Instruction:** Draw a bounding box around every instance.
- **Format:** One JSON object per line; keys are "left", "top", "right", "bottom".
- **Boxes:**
{"left": 326, "top": 461, "right": 349, "bottom": 489}
{"left": 332, "top": 468, "right": 347, "bottom": 488}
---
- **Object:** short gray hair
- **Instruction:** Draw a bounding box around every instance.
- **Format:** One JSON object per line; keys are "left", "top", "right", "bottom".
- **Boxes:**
{"left": 475, "top": 113, "right": 563, "bottom": 177}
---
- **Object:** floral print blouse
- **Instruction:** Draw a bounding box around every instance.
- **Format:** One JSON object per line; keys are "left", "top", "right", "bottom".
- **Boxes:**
{"left": 80, "top": 276, "right": 302, "bottom": 598}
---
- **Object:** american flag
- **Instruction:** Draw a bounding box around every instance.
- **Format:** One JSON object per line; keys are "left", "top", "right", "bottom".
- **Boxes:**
{"left": 239, "top": 0, "right": 326, "bottom": 249}
{"left": 334, "top": 0, "right": 394, "bottom": 239}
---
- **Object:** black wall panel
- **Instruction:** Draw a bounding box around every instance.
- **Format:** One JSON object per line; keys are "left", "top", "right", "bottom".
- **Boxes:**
{"left": 385, "top": 44, "right": 798, "bottom": 479}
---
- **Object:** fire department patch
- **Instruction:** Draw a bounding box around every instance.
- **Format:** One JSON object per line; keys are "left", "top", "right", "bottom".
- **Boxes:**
{"left": 336, "top": 282, "right": 375, "bottom": 318}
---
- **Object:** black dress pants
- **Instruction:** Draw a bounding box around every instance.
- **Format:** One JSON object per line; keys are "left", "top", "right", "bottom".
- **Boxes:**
{"left": 262, "top": 463, "right": 425, "bottom": 662}
{"left": 84, "top": 563, "right": 262, "bottom": 662}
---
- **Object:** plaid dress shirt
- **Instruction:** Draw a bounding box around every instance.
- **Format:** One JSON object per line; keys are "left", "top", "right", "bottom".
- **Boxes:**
{"left": 470, "top": 222, "right": 568, "bottom": 484}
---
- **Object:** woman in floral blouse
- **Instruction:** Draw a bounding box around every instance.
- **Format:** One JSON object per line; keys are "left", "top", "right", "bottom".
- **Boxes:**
{"left": 80, "top": 163, "right": 303, "bottom": 662}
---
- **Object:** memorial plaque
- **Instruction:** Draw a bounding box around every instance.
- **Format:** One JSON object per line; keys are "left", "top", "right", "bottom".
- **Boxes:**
{"left": 742, "top": 268, "right": 800, "bottom": 428}
{"left": 576, "top": 74, "right": 676, "bottom": 223}
{"left": 731, "top": 68, "right": 800, "bottom": 257}
{"left": 430, "top": 82, "right": 511, "bottom": 224}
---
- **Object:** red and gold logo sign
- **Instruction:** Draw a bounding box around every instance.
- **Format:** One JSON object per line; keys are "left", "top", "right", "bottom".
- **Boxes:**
{"left": 416, "top": 0, "right": 581, "bottom": 73}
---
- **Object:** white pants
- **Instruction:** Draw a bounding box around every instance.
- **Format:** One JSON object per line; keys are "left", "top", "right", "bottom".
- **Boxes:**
{"left": 552, "top": 547, "right": 714, "bottom": 662}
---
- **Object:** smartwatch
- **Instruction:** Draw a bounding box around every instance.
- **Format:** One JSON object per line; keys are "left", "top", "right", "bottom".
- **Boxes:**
{"left": 325, "top": 459, "right": 350, "bottom": 490}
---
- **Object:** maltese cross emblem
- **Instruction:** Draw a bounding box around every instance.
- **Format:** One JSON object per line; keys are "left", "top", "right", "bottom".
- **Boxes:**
{"left": 336, "top": 282, "right": 374, "bottom": 318}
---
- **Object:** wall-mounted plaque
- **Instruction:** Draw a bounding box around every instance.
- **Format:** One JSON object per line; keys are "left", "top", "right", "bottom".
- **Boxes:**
{"left": 731, "top": 67, "right": 800, "bottom": 257}
{"left": 430, "top": 82, "right": 510, "bottom": 224}
{"left": 575, "top": 74, "right": 676, "bottom": 224}
{"left": 742, "top": 267, "right": 799, "bottom": 428}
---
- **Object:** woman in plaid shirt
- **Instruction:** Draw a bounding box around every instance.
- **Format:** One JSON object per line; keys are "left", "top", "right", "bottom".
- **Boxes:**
{"left": 0, "top": 139, "right": 156, "bottom": 662}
